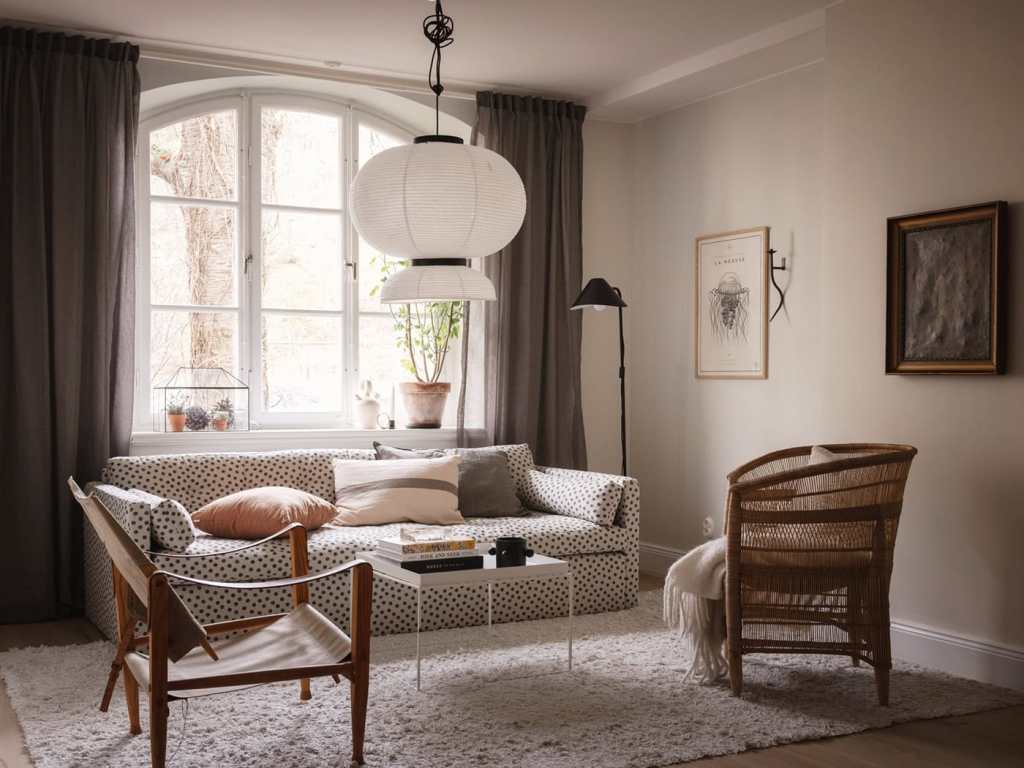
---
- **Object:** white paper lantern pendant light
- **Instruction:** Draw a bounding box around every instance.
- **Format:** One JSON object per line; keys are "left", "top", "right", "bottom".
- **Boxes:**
{"left": 349, "top": 1, "right": 526, "bottom": 303}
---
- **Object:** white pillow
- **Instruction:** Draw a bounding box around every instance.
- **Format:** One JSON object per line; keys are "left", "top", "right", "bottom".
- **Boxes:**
{"left": 809, "top": 445, "right": 866, "bottom": 465}
{"left": 333, "top": 455, "right": 464, "bottom": 526}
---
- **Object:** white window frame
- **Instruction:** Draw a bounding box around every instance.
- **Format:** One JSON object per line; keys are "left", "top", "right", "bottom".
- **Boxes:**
{"left": 134, "top": 89, "right": 416, "bottom": 431}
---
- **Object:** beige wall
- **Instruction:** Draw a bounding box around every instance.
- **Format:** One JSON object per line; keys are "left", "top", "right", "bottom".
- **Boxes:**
{"left": 820, "top": 0, "right": 1024, "bottom": 648}
{"left": 604, "top": 0, "right": 1024, "bottom": 649}
{"left": 581, "top": 120, "right": 635, "bottom": 475}
{"left": 625, "top": 62, "right": 826, "bottom": 548}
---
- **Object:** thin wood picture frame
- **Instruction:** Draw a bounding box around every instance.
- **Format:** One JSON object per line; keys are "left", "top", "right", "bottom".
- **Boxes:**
{"left": 695, "top": 227, "right": 769, "bottom": 379}
{"left": 886, "top": 201, "right": 1007, "bottom": 375}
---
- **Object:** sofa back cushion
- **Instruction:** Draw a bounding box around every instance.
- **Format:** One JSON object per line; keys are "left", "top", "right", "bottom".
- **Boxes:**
{"left": 102, "top": 449, "right": 375, "bottom": 512}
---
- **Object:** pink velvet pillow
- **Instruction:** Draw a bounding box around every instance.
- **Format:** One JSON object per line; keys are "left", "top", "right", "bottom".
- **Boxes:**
{"left": 191, "top": 486, "right": 337, "bottom": 539}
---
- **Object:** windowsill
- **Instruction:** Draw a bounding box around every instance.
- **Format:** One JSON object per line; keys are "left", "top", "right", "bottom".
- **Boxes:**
{"left": 129, "top": 427, "right": 462, "bottom": 456}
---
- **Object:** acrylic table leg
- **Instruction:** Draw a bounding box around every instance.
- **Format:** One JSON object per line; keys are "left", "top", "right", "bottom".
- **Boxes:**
{"left": 487, "top": 582, "right": 493, "bottom": 629}
{"left": 568, "top": 572, "right": 574, "bottom": 671}
{"left": 416, "top": 588, "right": 422, "bottom": 691}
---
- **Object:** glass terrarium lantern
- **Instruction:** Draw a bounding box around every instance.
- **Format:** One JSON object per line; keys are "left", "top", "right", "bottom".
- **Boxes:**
{"left": 153, "top": 367, "right": 249, "bottom": 433}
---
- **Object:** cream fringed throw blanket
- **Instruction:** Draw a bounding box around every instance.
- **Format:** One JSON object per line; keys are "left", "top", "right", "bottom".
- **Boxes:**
{"left": 663, "top": 536, "right": 728, "bottom": 684}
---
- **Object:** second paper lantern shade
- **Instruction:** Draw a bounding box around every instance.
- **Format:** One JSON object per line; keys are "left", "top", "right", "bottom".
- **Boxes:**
{"left": 349, "top": 141, "right": 527, "bottom": 261}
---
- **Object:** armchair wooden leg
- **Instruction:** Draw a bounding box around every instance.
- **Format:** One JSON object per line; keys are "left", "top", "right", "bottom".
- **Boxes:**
{"left": 848, "top": 581, "right": 862, "bottom": 667}
{"left": 101, "top": 656, "right": 123, "bottom": 712}
{"left": 875, "top": 666, "right": 890, "bottom": 706}
{"left": 349, "top": 561, "right": 373, "bottom": 766}
{"left": 124, "top": 668, "right": 142, "bottom": 736}
{"left": 150, "top": 696, "right": 169, "bottom": 768}
{"left": 300, "top": 678, "right": 312, "bottom": 701}
{"left": 351, "top": 672, "right": 368, "bottom": 766}
{"left": 728, "top": 652, "right": 743, "bottom": 697}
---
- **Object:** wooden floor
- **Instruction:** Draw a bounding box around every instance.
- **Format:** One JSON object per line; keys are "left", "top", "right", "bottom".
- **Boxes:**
{"left": 1, "top": 583, "right": 1021, "bottom": 767}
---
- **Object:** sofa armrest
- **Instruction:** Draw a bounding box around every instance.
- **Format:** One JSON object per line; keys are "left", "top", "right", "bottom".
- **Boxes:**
{"left": 89, "top": 484, "right": 154, "bottom": 551}
{"left": 534, "top": 467, "right": 640, "bottom": 534}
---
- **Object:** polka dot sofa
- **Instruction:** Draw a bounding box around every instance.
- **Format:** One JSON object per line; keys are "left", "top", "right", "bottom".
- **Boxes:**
{"left": 83, "top": 446, "right": 640, "bottom": 641}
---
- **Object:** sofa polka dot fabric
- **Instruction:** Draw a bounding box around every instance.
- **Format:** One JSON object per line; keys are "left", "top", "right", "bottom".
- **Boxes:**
{"left": 521, "top": 468, "right": 622, "bottom": 527}
{"left": 129, "top": 488, "right": 196, "bottom": 552}
{"left": 85, "top": 448, "right": 639, "bottom": 641}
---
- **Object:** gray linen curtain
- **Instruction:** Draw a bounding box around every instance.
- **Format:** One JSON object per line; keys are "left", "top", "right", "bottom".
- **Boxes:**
{"left": 458, "top": 92, "right": 587, "bottom": 469}
{"left": 0, "top": 28, "right": 139, "bottom": 621}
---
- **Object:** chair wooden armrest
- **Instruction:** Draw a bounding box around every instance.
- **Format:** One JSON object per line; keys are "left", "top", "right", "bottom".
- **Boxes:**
{"left": 155, "top": 559, "right": 370, "bottom": 591}
{"left": 146, "top": 522, "right": 305, "bottom": 559}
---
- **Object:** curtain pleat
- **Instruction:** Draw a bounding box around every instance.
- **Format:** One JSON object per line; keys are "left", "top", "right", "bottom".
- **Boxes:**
{"left": 0, "top": 27, "right": 139, "bottom": 621}
{"left": 458, "top": 92, "right": 587, "bottom": 469}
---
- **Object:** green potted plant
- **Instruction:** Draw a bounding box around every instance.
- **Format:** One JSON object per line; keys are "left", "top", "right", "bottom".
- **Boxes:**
{"left": 372, "top": 256, "right": 463, "bottom": 428}
{"left": 166, "top": 398, "right": 187, "bottom": 432}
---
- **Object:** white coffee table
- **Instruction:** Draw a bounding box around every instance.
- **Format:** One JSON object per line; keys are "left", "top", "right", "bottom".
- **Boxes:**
{"left": 357, "top": 550, "right": 573, "bottom": 690}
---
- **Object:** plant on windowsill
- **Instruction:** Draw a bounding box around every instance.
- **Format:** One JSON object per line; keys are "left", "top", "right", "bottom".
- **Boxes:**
{"left": 371, "top": 255, "right": 463, "bottom": 428}
{"left": 166, "top": 398, "right": 188, "bottom": 433}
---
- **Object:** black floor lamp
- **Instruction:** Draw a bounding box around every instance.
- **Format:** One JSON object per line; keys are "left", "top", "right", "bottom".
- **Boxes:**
{"left": 571, "top": 278, "right": 628, "bottom": 476}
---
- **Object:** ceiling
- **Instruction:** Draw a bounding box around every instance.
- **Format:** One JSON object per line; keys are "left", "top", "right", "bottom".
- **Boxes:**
{"left": 0, "top": 0, "right": 832, "bottom": 121}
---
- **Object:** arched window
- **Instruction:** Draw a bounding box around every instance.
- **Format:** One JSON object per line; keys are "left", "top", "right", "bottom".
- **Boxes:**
{"left": 136, "top": 91, "right": 442, "bottom": 429}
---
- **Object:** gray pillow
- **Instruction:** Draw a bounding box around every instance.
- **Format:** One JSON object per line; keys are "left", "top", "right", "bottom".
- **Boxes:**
{"left": 373, "top": 443, "right": 525, "bottom": 518}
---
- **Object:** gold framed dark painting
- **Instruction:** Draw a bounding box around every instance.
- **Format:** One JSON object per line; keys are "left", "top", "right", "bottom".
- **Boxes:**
{"left": 886, "top": 201, "right": 1007, "bottom": 375}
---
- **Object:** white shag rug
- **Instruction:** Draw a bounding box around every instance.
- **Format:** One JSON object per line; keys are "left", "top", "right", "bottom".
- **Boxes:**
{"left": 2, "top": 591, "right": 1020, "bottom": 768}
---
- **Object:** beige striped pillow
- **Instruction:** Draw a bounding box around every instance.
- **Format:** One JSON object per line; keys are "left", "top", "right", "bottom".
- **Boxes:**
{"left": 332, "top": 455, "right": 464, "bottom": 526}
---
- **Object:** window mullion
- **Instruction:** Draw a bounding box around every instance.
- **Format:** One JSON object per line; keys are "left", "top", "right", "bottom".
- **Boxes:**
{"left": 342, "top": 104, "right": 358, "bottom": 423}
{"left": 244, "top": 92, "right": 264, "bottom": 428}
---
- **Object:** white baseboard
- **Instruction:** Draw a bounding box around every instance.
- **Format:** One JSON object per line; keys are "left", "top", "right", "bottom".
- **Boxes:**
{"left": 891, "top": 621, "right": 1024, "bottom": 691}
{"left": 639, "top": 541, "right": 686, "bottom": 576}
{"left": 638, "top": 542, "right": 1024, "bottom": 690}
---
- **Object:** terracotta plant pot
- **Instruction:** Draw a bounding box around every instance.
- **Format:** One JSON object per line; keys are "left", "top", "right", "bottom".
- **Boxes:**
{"left": 167, "top": 414, "right": 187, "bottom": 432}
{"left": 211, "top": 417, "right": 230, "bottom": 432}
{"left": 399, "top": 381, "right": 451, "bottom": 428}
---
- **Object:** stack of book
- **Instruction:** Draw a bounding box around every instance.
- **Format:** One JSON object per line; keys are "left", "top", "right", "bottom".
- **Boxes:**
{"left": 375, "top": 533, "right": 483, "bottom": 573}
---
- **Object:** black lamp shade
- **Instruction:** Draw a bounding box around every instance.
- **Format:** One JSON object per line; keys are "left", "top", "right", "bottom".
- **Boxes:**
{"left": 571, "top": 277, "right": 626, "bottom": 310}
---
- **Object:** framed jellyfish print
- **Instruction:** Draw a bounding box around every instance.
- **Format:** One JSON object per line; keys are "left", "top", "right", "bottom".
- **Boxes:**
{"left": 695, "top": 227, "right": 769, "bottom": 379}
{"left": 886, "top": 201, "right": 1007, "bottom": 375}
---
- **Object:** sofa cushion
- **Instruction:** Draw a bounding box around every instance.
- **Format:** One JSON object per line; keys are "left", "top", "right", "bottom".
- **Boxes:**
{"left": 521, "top": 468, "right": 622, "bottom": 527}
{"left": 130, "top": 488, "right": 196, "bottom": 552}
{"left": 150, "top": 512, "right": 631, "bottom": 580}
{"left": 373, "top": 443, "right": 525, "bottom": 518}
{"left": 102, "top": 449, "right": 376, "bottom": 512}
{"left": 333, "top": 456, "right": 464, "bottom": 526}
{"left": 192, "top": 487, "right": 339, "bottom": 539}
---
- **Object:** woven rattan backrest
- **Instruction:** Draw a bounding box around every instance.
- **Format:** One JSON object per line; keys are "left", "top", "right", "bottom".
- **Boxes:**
{"left": 725, "top": 444, "right": 917, "bottom": 557}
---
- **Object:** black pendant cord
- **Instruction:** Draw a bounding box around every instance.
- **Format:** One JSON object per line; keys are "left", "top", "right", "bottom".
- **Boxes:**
{"left": 423, "top": 1, "right": 454, "bottom": 137}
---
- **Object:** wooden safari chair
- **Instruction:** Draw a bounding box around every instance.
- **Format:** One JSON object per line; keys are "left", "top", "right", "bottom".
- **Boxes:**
{"left": 68, "top": 478, "right": 373, "bottom": 767}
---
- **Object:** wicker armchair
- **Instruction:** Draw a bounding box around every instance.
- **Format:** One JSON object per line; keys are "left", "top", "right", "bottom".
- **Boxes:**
{"left": 724, "top": 443, "right": 917, "bottom": 705}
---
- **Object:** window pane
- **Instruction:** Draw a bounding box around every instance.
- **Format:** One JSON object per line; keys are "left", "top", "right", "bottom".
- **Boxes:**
{"left": 261, "top": 210, "right": 342, "bottom": 311}
{"left": 150, "top": 111, "right": 237, "bottom": 200}
{"left": 359, "top": 314, "right": 409, "bottom": 407}
{"left": 150, "top": 310, "right": 237, "bottom": 387}
{"left": 262, "top": 314, "right": 342, "bottom": 412}
{"left": 358, "top": 121, "right": 404, "bottom": 169}
{"left": 261, "top": 108, "right": 340, "bottom": 209}
{"left": 151, "top": 202, "right": 236, "bottom": 306}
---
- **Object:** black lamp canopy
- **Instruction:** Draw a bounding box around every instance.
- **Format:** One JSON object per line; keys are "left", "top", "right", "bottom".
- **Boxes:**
{"left": 571, "top": 277, "right": 626, "bottom": 310}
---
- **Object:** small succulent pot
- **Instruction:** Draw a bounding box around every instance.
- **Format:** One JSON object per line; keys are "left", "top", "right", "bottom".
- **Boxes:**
{"left": 166, "top": 413, "right": 187, "bottom": 432}
{"left": 211, "top": 411, "right": 230, "bottom": 432}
